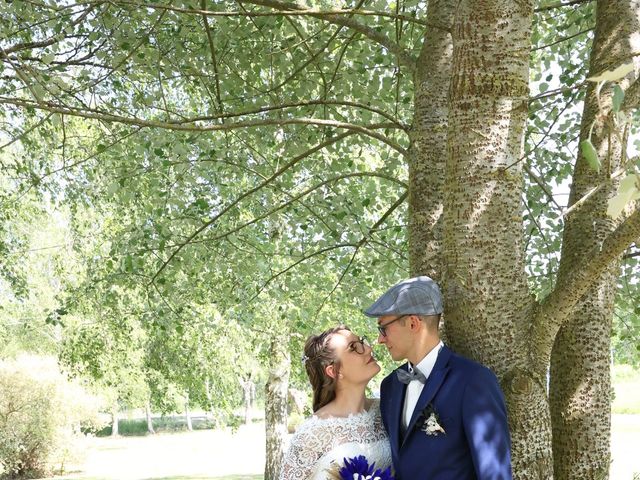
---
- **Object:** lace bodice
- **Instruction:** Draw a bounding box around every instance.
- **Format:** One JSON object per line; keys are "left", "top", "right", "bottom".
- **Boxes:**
{"left": 280, "top": 399, "right": 392, "bottom": 480}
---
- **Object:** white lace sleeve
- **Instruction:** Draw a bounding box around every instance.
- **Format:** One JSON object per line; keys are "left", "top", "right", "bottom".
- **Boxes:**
{"left": 279, "top": 400, "right": 391, "bottom": 480}
{"left": 279, "top": 420, "right": 326, "bottom": 480}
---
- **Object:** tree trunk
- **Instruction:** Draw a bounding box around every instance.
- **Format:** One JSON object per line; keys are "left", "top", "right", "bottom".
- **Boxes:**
{"left": 408, "top": 0, "right": 456, "bottom": 282}
{"left": 264, "top": 338, "right": 290, "bottom": 480}
{"left": 145, "top": 400, "right": 155, "bottom": 434}
{"left": 111, "top": 404, "right": 119, "bottom": 437}
{"left": 184, "top": 394, "right": 193, "bottom": 431}
{"left": 241, "top": 378, "right": 255, "bottom": 425}
{"left": 442, "top": 1, "right": 552, "bottom": 478}
{"left": 550, "top": 2, "right": 640, "bottom": 478}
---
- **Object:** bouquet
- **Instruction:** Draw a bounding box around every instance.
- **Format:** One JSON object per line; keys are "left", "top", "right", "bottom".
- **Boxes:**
{"left": 327, "top": 455, "right": 395, "bottom": 480}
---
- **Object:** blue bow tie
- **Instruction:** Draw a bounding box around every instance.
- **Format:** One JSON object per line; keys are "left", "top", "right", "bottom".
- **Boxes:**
{"left": 396, "top": 367, "right": 427, "bottom": 384}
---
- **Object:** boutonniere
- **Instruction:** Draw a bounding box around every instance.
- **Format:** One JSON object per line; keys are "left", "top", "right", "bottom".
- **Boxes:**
{"left": 419, "top": 403, "right": 445, "bottom": 436}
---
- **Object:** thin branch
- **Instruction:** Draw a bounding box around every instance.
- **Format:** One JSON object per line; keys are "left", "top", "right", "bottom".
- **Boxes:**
{"left": 0, "top": 113, "right": 53, "bottom": 151}
{"left": 316, "top": 190, "right": 409, "bottom": 316}
{"left": 534, "top": 0, "right": 593, "bottom": 13}
{"left": 77, "top": 0, "right": 430, "bottom": 25}
{"left": 0, "top": 97, "right": 407, "bottom": 154}
{"left": 150, "top": 131, "right": 356, "bottom": 282}
{"left": 249, "top": 243, "right": 357, "bottom": 301}
{"left": 236, "top": 0, "right": 416, "bottom": 71}
{"left": 529, "top": 81, "right": 587, "bottom": 104}
{"left": 201, "top": 0, "right": 224, "bottom": 115}
{"left": 531, "top": 27, "right": 593, "bottom": 52}
{"left": 561, "top": 166, "right": 628, "bottom": 218}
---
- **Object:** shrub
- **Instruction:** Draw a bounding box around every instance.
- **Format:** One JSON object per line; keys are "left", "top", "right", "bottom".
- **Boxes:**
{"left": 0, "top": 355, "right": 105, "bottom": 478}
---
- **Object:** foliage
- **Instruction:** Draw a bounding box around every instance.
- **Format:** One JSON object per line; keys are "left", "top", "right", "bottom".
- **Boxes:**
{"left": 0, "top": 355, "right": 106, "bottom": 478}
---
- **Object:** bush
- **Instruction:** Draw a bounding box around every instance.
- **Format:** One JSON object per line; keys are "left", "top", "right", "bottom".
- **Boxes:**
{"left": 0, "top": 355, "right": 105, "bottom": 478}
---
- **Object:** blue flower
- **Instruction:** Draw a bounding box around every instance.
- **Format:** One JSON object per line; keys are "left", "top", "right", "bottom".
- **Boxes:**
{"left": 338, "top": 455, "right": 395, "bottom": 480}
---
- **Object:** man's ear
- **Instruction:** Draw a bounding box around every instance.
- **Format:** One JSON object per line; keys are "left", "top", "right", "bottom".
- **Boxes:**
{"left": 325, "top": 364, "right": 336, "bottom": 379}
{"left": 409, "top": 314, "right": 421, "bottom": 330}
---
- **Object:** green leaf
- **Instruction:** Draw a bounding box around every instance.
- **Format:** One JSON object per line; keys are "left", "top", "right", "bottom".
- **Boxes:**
{"left": 580, "top": 140, "right": 600, "bottom": 172}
{"left": 612, "top": 84, "right": 625, "bottom": 112}
{"left": 587, "top": 62, "right": 634, "bottom": 82}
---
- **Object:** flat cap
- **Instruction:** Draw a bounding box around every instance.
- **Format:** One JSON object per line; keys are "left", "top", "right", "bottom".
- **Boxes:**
{"left": 363, "top": 276, "right": 443, "bottom": 317}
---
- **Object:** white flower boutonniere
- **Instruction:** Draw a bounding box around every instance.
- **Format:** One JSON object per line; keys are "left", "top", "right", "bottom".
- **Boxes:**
{"left": 419, "top": 403, "right": 445, "bottom": 436}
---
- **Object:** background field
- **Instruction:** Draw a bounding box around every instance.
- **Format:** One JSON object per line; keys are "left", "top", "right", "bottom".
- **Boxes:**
{"left": 36, "top": 414, "right": 639, "bottom": 480}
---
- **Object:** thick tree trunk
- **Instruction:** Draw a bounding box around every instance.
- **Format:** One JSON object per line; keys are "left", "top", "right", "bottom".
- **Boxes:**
{"left": 145, "top": 400, "right": 155, "bottom": 434}
{"left": 408, "top": 0, "right": 456, "bottom": 281}
{"left": 550, "top": 2, "right": 640, "bottom": 478}
{"left": 442, "top": 1, "right": 552, "bottom": 478}
{"left": 264, "top": 338, "right": 290, "bottom": 480}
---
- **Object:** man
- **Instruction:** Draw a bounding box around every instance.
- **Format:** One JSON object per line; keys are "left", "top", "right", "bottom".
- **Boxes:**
{"left": 364, "top": 276, "right": 512, "bottom": 479}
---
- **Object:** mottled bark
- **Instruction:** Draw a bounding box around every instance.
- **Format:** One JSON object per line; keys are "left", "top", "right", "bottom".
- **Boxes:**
{"left": 408, "top": 0, "right": 456, "bottom": 281}
{"left": 442, "top": 1, "right": 550, "bottom": 478}
{"left": 550, "top": 2, "right": 640, "bottom": 478}
{"left": 264, "top": 338, "right": 290, "bottom": 480}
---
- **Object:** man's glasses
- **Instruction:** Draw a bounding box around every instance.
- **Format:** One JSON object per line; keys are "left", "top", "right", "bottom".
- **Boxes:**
{"left": 377, "top": 315, "right": 408, "bottom": 337}
{"left": 347, "top": 336, "right": 370, "bottom": 355}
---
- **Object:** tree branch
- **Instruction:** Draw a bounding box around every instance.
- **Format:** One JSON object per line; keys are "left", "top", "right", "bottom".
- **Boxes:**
{"left": 79, "top": 0, "right": 430, "bottom": 25}
{"left": 0, "top": 97, "right": 407, "bottom": 154}
{"left": 532, "top": 206, "right": 640, "bottom": 360}
{"left": 150, "top": 131, "right": 356, "bottom": 282}
{"left": 315, "top": 190, "right": 409, "bottom": 315}
{"left": 236, "top": 0, "right": 417, "bottom": 71}
{"left": 534, "top": 0, "right": 592, "bottom": 13}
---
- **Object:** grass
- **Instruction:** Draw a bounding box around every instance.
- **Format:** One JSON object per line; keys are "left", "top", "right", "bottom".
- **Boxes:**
{"left": 612, "top": 364, "right": 640, "bottom": 414}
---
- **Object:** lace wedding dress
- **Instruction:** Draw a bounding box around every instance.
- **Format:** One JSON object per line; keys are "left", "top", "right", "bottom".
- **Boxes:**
{"left": 280, "top": 399, "right": 392, "bottom": 480}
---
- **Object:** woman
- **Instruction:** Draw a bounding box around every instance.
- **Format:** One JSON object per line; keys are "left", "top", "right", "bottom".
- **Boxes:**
{"left": 280, "top": 325, "right": 392, "bottom": 480}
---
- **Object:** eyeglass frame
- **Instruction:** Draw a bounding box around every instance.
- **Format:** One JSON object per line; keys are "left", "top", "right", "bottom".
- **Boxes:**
{"left": 377, "top": 314, "right": 410, "bottom": 337}
{"left": 347, "top": 336, "right": 370, "bottom": 355}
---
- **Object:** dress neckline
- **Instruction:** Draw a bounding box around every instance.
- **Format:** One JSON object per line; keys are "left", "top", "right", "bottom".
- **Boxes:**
{"left": 310, "top": 398, "right": 379, "bottom": 422}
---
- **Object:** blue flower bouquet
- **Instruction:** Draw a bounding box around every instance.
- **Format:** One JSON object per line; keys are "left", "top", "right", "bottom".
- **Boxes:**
{"left": 328, "top": 455, "right": 395, "bottom": 480}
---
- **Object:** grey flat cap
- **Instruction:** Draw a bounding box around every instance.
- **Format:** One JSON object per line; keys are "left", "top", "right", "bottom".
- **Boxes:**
{"left": 363, "top": 276, "right": 443, "bottom": 317}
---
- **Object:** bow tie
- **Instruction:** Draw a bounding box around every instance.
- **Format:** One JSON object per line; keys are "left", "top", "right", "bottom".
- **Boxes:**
{"left": 396, "top": 367, "right": 427, "bottom": 384}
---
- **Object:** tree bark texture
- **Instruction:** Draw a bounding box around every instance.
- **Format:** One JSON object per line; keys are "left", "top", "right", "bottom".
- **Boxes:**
{"left": 264, "top": 338, "right": 290, "bottom": 480}
{"left": 550, "top": 2, "right": 640, "bottom": 479}
{"left": 408, "top": 0, "right": 456, "bottom": 281}
{"left": 440, "top": 1, "right": 554, "bottom": 478}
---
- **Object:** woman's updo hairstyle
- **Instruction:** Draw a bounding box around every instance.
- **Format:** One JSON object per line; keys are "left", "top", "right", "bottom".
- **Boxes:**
{"left": 303, "top": 325, "right": 350, "bottom": 412}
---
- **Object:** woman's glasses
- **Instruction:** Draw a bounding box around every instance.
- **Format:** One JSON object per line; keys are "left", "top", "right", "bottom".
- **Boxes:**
{"left": 347, "top": 336, "right": 370, "bottom": 355}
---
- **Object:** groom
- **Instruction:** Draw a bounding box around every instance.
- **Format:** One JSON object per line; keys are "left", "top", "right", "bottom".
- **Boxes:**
{"left": 364, "top": 276, "right": 512, "bottom": 479}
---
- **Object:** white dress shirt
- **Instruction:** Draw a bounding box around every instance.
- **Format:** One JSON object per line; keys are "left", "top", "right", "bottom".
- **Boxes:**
{"left": 402, "top": 341, "right": 444, "bottom": 430}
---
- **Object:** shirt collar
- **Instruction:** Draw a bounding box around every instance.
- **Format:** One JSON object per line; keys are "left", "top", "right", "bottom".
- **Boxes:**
{"left": 408, "top": 340, "right": 444, "bottom": 379}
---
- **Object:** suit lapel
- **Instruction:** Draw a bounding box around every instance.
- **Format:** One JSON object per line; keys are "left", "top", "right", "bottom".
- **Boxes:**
{"left": 402, "top": 346, "right": 452, "bottom": 446}
{"left": 388, "top": 364, "right": 408, "bottom": 453}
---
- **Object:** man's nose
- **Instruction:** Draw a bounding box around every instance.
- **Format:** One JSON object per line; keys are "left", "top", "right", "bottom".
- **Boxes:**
{"left": 377, "top": 332, "right": 386, "bottom": 344}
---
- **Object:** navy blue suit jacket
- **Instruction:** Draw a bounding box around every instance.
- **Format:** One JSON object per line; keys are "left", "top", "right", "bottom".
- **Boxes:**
{"left": 379, "top": 345, "right": 512, "bottom": 480}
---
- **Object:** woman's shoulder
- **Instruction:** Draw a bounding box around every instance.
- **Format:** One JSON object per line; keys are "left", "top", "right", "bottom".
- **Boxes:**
{"left": 297, "top": 398, "right": 381, "bottom": 427}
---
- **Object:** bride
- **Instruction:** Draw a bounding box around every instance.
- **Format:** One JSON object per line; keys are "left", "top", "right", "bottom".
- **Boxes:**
{"left": 279, "top": 325, "right": 392, "bottom": 480}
